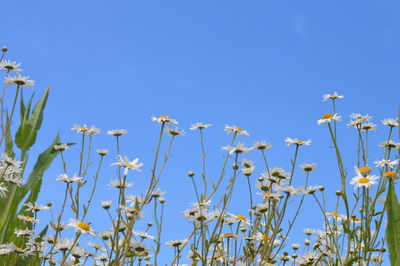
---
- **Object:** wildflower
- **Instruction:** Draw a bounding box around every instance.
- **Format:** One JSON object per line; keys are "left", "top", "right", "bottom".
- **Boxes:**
{"left": 241, "top": 159, "right": 255, "bottom": 169}
{"left": 24, "top": 202, "right": 49, "bottom": 212}
{"left": 56, "top": 173, "right": 82, "bottom": 184}
{"left": 129, "top": 240, "right": 149, "bottom": 253}
{"left": 1, "top": 153, "right": 22, "bottom": 168}
{"left": 111, "top": 155, "right": 143, "bottom": 175}
{"left": 151, "top": 188, "right": 166, "bottom": 198}
{"left": 241, "top": 166, "right": 255, "bottom": 176}
{"left": 17, "top": 215, "right": 39, "bottom": 224}
{"left": 15, "top": 229, "right": 36, "bottom": 237}
{"left": 98, "top": 230, "right": 113, "bottom": 240}
{"left": 347, "top": 113, "right": 371, "bottom": 127}
{"left": 285, "top": 137, "right": 312, "bottom": 146}
{"left": 53, "top": 143, "right": 69, "bottom": 151}
{"left": 375, "top": 159, "right": 399, "bottom": 169}
{"left": 165, "top": 126, "right": 185, "bottom": 136}
{"left": 107, "top": 129, "right": 128, "bottom": 136}
{"left": 383, "top": 171, "right": 398, "bottom": 180}
{"left": 253, "top": 140, "right": 272, "bottom": 150}
{"left": 224, "top": 125, "right": 249, "bottom": 136}
{"left": 263, "top": 167, "right": 291, "bottom": 179}
{"left": 55, "top": 238, "right": 74, "bottom": 251}
{"left": 151, "top": 115, "right": 178, "bottom": 124}
{"left": 222, "top": 142, "right": 251, "bottom": 154}
{"left": 0, "top": 183, "right": 8, "bottom": 198}
{"left": 355, "top": 165, "right": 372, "bottom": 176}
{"left": 71, "top": 246, "right": 89, "bottom": 258}
{"left": 0, "top": 60, "right": 22, "bottom": 73}
{"left": 305, "top": 186, "right": 320, "bottom": 194}
{"left": 379, "top": 140, "right": 399, "bottom": 149}
{"left": 317, "top": 113, "right": 342, "bottom": 125}
{"left": 71, "top": 124, "right": 100, "bottom": 135}
{"left": 134, "top": 231, "right": 155, "bottom": 240}
{"left": 4, "top": 75, "right": 34, "bottom": 87}
{"left": 276, "top": 186, "right": 304, "bottom": 195}
{"left": 4, "top": 176, "right": 23, "bottom": 186}
{"left": 109, "top": 179, "right": 134, "bottom": 189}
{"left": 350, "top": 173, "right": 379, "bottom": 189}
{"left": 190, "top": 122, "right": 211, "bottom": 130}
{"left": 322, "top": 92, "right": 344, "bottom": 101}
{"left": 96, "top": 149, "right": 109, "bottom": 156}
{"left": 165, "top": 239, "right": 188, "bottom": 250}
{"left": 101, "top": 200, "right": 112, "bottom": 209}
{"left": 300, "top": 163, "right": 317, "bottom": 172}
{"left": 382, "top": 118, "right": 399, "bottom": 128}
{"left": 125, "top": 195, "right": 145, "bottom": 206}
{"left": 67, "top": 218, "right": 96, "bottom": 236}
{"left": 361, "top": 122, "right": 377, "bottom": 131}
{"left": 325, "top": 211, "right": 346, "bottom": 221}
{"left": 292, "top": 243, "right": 300, "bottom": 250}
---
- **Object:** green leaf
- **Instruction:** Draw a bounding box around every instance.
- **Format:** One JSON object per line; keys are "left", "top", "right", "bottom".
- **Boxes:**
{"left": 385, "top": 179, "right": 400, "bottom": 265}
{"left": 21, "top": 134, "right": 60, "bottom": 200}
{"left": 15, "top": 88, "right": 49, "bottom": 151}
{"left": 4, "top": 113, "right": 15, "bottom": 158}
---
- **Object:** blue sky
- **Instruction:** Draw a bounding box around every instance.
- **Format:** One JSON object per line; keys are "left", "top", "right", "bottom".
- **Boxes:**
{"left": 2, "top": 0, "right": 400, "bottom": 263}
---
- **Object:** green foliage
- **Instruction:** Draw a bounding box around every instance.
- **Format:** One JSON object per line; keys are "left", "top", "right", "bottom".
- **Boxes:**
{"left": 385, "top": 179, "right": 400, "bottom": 265}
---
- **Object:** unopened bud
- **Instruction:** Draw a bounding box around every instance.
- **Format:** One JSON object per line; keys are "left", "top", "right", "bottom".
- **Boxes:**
{"left": 336, "top": 190, "right": 342, "bottom": 196}
{"left": 1, "top": 46, "right": 7, "bottom": 53}
{"left": 188, "top": 171, "right": 195, "bottom": 177}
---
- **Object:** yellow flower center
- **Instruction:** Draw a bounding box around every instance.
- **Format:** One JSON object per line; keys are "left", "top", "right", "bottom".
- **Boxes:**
{"left": 384, "top": 171, "right": 398, "bottom": 179}
{"left": 237, "top": 215, "right": 246, "bottom": 221}
{"left": 322, "top": 113, "right": 333, "bottom": 119}
{"left": 79, "top": 126, "right": 88, "bottom": 130}
{"left": 159, "top": 116, "right": 169, "bottom": 119}
{"left": 358, "top": 177, "right": 370, "bottom": 184}
{"left": 236, "top": 127, "right": 242, "bottom": 131}
{"left": 77, "top": 222, "right": 90, "bottom": 231}
{"left": 224, "top": 233, "right": 234, "bottom": 237}
{"left": 25, "top": 216, "right": 33, "bottom": 220}
{"left": 358, "top": 166, "right": 372, "bottom": 175}
{"left": 330, "top": 211, "right": 340, "bottom": 216}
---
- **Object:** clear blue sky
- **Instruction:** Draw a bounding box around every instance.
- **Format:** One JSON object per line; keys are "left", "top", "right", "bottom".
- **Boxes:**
{"left": 2, "top": 0, "right": 400, "bottom": 263}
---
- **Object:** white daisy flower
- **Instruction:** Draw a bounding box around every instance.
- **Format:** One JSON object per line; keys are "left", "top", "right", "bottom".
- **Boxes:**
{"left": 317, "top": 113, "right": 342, "bottom": 125}
{"left": 222, "top": 142, "right": 252, "bottom": 154}
{"left": 134, "top": 231, "right": 155, "bottom": 240}
{"left": 55, "top": 238, "right": 74, "bottom": 251}
{"left": 111, "top": 155, "right": 143, "bottom": 175}
{"left": 361, "top": 122, "right": 377, "bottom": 131}
{"left": 17, "top": 215, "right": 39, "bottom": 224}
{"left": 15, "top": 229, "right": 36, "bottom": 237}
{"left": 379, "top": 140, "right": 399, "bottom": 149}
{"left": 4, "top": 75, "right": 34, "bottom": 87}
{"left": 374, "top": 159, "right": 399, "bottom": 169}
{"left": 165, "top": 239, "right": 188, "bottom": 249}
{"left": 190, "top": 122, "right": 211, "bottom": 130}
{"left": 165, "top": 126, "right": 185, "bottom": 136}
{"left": 107, "top": 129, "right": 128, "bottom": 136}
{"left": 96, "top": 149, "right": 109, "bottom": 156}
{"left": 285, "top": 137, "right": 312, "bottom": 146}
{"left": 382, "top": 118, "right": 399, "bottom": 128}
{"left": 88, "top": 242, "right": 106, "bottom": 252}
{"left": 101, "top": 200, "right": 112, "bottom": 209}
{"left": 300, "top": 163, "right": 317, "bottom": 172}
{"left": 151, "top": 115, "right": 178, "bottom": 124}
{"left": 24, "top": 202, "right": 49, "bottom": 212}
{"left": 56, "top": 173, "right": 82, "bottom": 184}
{"left": 67, "top": 218, "right": 95, "bottom": 236}
{"left": 224, "top": 125, "right": 249, "bottom": 136}
{"left": 252, "top": 140, "right": 271, "bottom": 150}
{"left": 71, "top": 124, "right": 100, "bottom": 135}
{"left": 109, "top": 179, "right": 134, "bottom": 189}
{"left": 53, "top": 143, "right": 69, "bottom": 151}
{"left": 350, "top": 173, "right": 379, "bottom": 189}
{"left": 322, "top": 92, "right": 344, "bottom": 101}
{"left": 0, "top": 60, "right": 22, "bottom": 73}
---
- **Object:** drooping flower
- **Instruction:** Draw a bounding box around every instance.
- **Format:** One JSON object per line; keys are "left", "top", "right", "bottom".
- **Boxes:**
{"left": 165, "top": 127, "right": 185, "bottom": 136}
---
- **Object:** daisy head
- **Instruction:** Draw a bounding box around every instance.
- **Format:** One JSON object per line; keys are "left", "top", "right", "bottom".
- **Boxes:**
{"left": 322, "top": 92, "right": 344, "bottom": 101}
{"left": 350, "top": 174, "right": 379, "bottom": 189}
{"left": 67, "top": 218, "right": 95, "bottom": 236}
{"left": 300, "top": 163, "right": 317, "bottom": 172}
{"left": 224, "top": 125, "right": 249, "bottom": 136}
{"left": 190, "top": 122, "right": 211, "bottom": 130}
{"left": 165, "top": 127, "right": 185, "bottom": 137}
{"left": 285, "top": 137, "right": 312, "bottom": 147}
{"left": 361, "top": 122, "right": 377, "bottom": 131}
{"left": 222, "top": 142, "right": 251, "bottom": 154}
{"left": 317, "top": 113, "right": 342, "bottom": 125}
{"left": 382, "top": 118, "right": 399, "bottom": 128}
{"left": 253, "top": 140, "right": 272, "bottom": 150}
{"left": 374, "top": 159, "right": 398, "bottom": 169}
{"left": 4, "top": 75, "right": 34, "bottom": 87}
{"left": 56, "top": 173, "right": 82, "bottom": 184}
{"left": 355, "top": 165, "right": 372, "bottom": 176}
{"left": 71, "top": 124, "right": 100, "bottom": 135}
{"left": 0, "top": 60, "right": 22, "bottom": 73}
{"left": 383, "top": 171, "right": 398, "bottom": 180}
{"left": 107, "top": 129, "right": 128, "bottom": 136}
{"left": 151, "top": 115, "right": 178, "bottom": 125}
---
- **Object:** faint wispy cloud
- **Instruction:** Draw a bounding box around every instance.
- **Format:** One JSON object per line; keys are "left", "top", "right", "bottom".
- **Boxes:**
{"left": 293, "top": 15, "right": 308, "bottom": 40}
